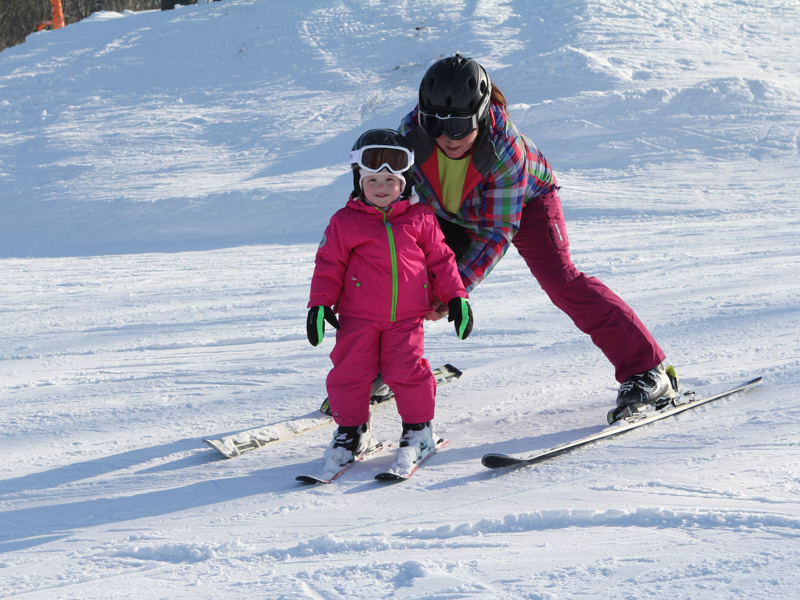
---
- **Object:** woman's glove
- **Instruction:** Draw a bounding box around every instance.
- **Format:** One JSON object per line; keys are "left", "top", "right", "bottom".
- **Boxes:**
{"left": 447, "top": 297, "right": 473, "bottom": 340}
{"left": 306, "top": 306, "right": 340, "bottom": 346}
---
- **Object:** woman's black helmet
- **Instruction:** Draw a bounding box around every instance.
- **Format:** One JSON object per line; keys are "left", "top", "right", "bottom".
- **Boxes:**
{"left": 418, "top": 53, "right": 492, "bottom": 120}
{"left": 349, "top": 129, "right": 415, "bottom": 199}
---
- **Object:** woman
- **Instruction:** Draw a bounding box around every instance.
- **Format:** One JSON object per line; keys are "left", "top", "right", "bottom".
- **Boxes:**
{"left": 399, "top": 53, "right": 675, "bottom": 412}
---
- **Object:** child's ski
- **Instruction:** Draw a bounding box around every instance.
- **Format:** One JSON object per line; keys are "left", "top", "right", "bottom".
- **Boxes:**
{"left": 203, "top": 364, "right": 462, "bottom": 459}
{"left": 375, "top": 439, "right": 449, "bottom": 482}
{"left": 296, "top": 441, "right": 392, "bottom": 485}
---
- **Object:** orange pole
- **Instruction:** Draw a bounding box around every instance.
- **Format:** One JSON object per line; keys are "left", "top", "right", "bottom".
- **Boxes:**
{"left": 51, "top": 0, "right": 65, "bottom": 29}
{"left": 38, "top": 0, "right": 66, "bottom": 31}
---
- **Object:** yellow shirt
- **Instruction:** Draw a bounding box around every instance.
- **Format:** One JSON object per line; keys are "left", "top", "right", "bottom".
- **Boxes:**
{"left": 437, "top": 147, "right": 471, "bottom": 214}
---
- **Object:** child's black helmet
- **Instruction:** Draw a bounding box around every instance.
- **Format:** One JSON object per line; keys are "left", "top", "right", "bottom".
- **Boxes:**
{"left": 418, "top": 53, "right": 492, "bottom": 120}
{"left": 349, "top": 129, "right": 415, "bottom": 199}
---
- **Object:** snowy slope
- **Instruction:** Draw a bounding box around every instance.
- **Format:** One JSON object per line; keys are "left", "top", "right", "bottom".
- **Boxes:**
{"left": 1, "top": 0, "right": 799, "bottom": 598}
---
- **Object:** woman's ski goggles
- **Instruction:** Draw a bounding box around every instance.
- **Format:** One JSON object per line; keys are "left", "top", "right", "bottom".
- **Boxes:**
{"left": 419, "top": 110, "right": 479, "bottom": 140}
{"left": 349, "top": 145, "right": 414, "bottom": 174}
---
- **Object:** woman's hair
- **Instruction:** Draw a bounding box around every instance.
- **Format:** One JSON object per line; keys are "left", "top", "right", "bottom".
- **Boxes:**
{"left": 490, "top": 81, "right": 507, "bottom": 109}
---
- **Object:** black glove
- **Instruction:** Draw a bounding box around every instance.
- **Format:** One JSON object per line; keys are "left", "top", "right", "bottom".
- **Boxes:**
{"left": 447, "top": 297, "right": 473, "bottom": 340}
{"left": 306, "top": 306, "right": 340, "bottom": 346}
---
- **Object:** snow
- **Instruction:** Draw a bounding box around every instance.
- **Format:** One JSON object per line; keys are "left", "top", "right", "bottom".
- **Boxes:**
{"left": 1, "top": 0, "right": 799, "bottom": 597}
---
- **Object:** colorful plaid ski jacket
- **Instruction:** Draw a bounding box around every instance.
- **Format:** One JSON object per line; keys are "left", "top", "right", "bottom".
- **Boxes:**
{"left": 400, "top": 103, "right": 558, "bottom": 292}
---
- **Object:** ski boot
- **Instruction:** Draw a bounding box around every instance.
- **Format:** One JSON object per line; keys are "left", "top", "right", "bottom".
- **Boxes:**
{"left": 321, "top": 421, "right": 377, "bottom": 475}
{"left": 608, "top": 363, "right": 680, "bottom": 424}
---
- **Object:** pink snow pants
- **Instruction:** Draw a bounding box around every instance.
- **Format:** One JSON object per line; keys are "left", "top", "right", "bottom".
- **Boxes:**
{"left": 326, "top": 314, "right": 435, "bottom": 427}
{"left": 511, "top": 190, "right": 665, "bottom": 383}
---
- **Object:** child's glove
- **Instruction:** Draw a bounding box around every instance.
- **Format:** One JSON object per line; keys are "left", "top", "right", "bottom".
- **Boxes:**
{"left": 447, "top": 297, "right": 473, "bottom": 340}
{"left": 306, "top": 306, "right": 340, "bottom": 346}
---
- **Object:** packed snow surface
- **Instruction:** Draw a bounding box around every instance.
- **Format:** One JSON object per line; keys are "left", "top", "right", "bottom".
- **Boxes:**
{"left": 1, "top": 0, "right": 799, "bottom": 598}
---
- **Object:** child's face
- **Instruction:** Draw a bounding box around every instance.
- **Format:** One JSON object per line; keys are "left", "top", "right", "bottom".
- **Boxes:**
{"left": 361, "top": 172, "right": 404, "bottom": 208}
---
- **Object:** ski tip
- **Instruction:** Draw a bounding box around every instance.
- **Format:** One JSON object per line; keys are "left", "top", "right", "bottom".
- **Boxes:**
{"left": 443, "top": 363, "right": 463, "bottom": 378}
{"left": 296, "top": 475, "right": 331, "bottom": 484}
{"left": 375, "top": 471, "right": 408, "bottom": 482}
{"left": 202, "top": 438, "right": 238, "bottom": 459}
{"left": 481, "top": 453, "right": 521, "bottom": 469}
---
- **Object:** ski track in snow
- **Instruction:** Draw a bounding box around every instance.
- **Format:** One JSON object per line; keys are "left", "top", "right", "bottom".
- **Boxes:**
{"left": 2, "top": 0, "right": 800, "bottom": 598}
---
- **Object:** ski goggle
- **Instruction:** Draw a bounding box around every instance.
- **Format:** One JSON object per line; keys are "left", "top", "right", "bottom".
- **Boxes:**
{"left": 418, "top": 110, "right": 480, "bottom": 140}
{"left": 349, "top": 145, "right": 414, "bottom": 174}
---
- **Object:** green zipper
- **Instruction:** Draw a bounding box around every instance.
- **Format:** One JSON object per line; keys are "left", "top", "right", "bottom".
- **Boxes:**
{"left": 382, "top": 209, "right": 399, "bottom": 321}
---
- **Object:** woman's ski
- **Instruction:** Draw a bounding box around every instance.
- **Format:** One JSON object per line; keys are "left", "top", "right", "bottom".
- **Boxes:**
{"left": 482, "top": 376, "right": 762, "bottom": 470}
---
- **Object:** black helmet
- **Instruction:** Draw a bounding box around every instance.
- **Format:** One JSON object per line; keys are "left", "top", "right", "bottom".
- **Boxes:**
{"left": 419, "top": 53, "right": 492, "bottom": 120}
{"left": 349, "top": 129, "right": 415, "bottom": 199}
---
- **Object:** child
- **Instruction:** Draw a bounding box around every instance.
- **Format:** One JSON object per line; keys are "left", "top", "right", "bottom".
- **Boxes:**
{"left": 307, "top": 129, "right": 473, "bottom": 476}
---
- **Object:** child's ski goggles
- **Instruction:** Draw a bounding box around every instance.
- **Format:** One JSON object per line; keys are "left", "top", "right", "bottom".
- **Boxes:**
{"left": 349, "top": 145, "right": 414, "bottom": 174}
{"left": 418, "top": 110, "right": 480, "bottom": 140}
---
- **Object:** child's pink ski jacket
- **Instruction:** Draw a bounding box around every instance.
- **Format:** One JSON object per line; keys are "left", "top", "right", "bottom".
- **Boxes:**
{"left": 309, "top": 195, "right": 467, "bottom": 322}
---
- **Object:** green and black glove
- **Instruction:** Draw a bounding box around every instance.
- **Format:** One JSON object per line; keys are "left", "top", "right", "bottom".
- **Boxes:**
{"left": 306, "top": 306, "right": 340, "bottom": 346}
{"left": 447, "top": 297, "right": 473, "bottom": 340}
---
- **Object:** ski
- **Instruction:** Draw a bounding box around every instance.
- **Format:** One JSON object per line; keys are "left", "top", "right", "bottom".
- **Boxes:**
{"left": 375, "top": 438, "right": 449, "bottom": 482}
{"left": 319, "top": 363, "right": 463, "bottom": 416}
{"left": 296, "top": 441, "right": 392, "bottom": 485}
{"left": 203, "top": 363, "right": 462, "bottom": 459}
{"left": 203, "top": 414, "right": 332, "bottom": 459}
{"left": 481, "top": 376, "right": 762, "bottom": 470}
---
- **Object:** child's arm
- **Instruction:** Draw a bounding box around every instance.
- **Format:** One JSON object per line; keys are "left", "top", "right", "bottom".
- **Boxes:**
{"left": 309, "top": 214, "right": 349, "bottom": 309}
{"left": 307, "top": 213, "right": 350, "bottom": 346}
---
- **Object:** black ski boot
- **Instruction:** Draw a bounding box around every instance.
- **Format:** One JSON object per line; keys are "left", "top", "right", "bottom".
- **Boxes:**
{"left": 616, "top": 363, "right": 678, "bottom": 408}
{"left": 609, "top": 363, "right": 680, "bottom": 424}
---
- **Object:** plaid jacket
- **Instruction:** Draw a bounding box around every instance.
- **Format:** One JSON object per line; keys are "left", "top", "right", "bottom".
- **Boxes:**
{"left": 400, "top": 104, "right": 557, "bottom": 292}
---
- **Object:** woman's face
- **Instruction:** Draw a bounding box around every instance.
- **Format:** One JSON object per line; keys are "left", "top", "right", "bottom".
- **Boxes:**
{"left": 435, "top": 129, "right": 479, "bottom": 159}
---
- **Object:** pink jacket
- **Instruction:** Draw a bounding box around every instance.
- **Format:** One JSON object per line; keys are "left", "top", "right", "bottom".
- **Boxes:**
{"left": 309, "top": 195, "right": 467, "bottom": 322}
